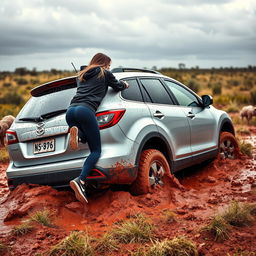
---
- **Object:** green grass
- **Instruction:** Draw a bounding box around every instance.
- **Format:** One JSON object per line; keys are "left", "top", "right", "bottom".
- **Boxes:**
{"left": 111, "top": 213, "right": 154, "bottom": 243}
{"left": 133, "top": 237, "right": 198, "bottom": 256}
{"left": 48, "top": 231, "right": 94, "bottom": 256}
{"left": 29, "top": 209, "right": 54, "bottom": 227}
{"left": 12, "top": 220, "right": 34, "bottom": 236}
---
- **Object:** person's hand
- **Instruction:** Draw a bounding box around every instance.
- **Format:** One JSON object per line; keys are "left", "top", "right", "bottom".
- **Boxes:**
{"left": 124, "top": 81, "right": 129, "bottom": 88}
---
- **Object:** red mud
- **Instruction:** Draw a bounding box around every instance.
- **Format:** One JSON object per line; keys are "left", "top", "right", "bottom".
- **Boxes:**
{"left": 0, "top": 128, "right": 256, "bottom": 255}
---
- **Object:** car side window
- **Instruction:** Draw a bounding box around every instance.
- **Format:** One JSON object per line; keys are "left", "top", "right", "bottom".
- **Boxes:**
{"left": 121, "top": 79, "right": 143, "bottom": 102}
{"left": 164, "top": 80, "right": 200, "bottom": 107}
{"left": 140, "top": 79, "right": 174, "bottom": 105}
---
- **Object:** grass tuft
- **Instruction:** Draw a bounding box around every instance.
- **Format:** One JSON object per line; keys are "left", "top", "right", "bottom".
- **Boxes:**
{"left": 111, "top": 213, "right": 154, "bottom": 243}
{"left": 203, "top": 215, "right": 230, "bottom": 241}
{"left": 12, "top": 220, "right": 34, "bottom": 236}
{"left": 30, "top": 209, "right": 54, "bottom": 227}
{"left": 162, "top": 209, "right": 177, "bottom": 223}
{"left": 239, "top": 141, "right": 253, "bottom": 158}
{"left": 0, "top": 242, "right": 8, "bottom": 254}
{"left": 48, "top": 231, "right": 94, "bottom": 256}
{"left": 133, "top": 237, "right": 198, "bottom": 256}
{"left": 222, "top": 201, "right": 255, "bottom": 227}
{"left": 94, "top": 232, "right": 119, "bottom": 254}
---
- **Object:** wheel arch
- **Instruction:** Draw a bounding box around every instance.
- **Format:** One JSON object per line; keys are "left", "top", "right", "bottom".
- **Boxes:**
{"left": 219, "top": 118, "right": 235, "bottom": 137}
{"left": 135, "top": 132, "right": 173, "bottom": 169}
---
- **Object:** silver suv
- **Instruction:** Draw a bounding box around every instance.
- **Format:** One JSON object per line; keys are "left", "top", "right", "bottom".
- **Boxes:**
{"left": 6, "top": 68, "right": 237, "bottom": 195}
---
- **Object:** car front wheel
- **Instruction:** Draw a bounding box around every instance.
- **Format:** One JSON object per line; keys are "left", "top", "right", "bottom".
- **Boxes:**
{"left": 130, "top": 149, "right": 171, "bottom": 195}
{"left": 218, "top": 132, "right": 239, "bottom": 159}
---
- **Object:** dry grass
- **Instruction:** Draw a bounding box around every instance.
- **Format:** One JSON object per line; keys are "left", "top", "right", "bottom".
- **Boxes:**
{"left": 12, "top": 220, "right": 34, "bottom": 236}
{"left": 203, "top": 215, "right": 230, "bottom": 241}
{"left": 29, "top": 209, "right": 54, "bottom": 227}
{"left": 48, "top": 231, "right": 94, "bottom": 256}
{"left": 222, "top": 201, "right": 255, "bottom": 227}
{"left": 111, "top": 213, "right": 154, "bottom": 243}
{"left": 0, "top": 242, "right": 8, "bottom": 254}
{"left": 161, "top": 209, "right": 177, "bottom": 223}
{"left": 203, "top": 201, "right": 255, "bottom": 241}
{"left": 132, "top": 237, "right": 198, "bottom": 256}
{"left": 94, "top": 232, "right": 119, "bottom": 255}
{"left": 239, "top": 141, "right": 253, "bottom": 158}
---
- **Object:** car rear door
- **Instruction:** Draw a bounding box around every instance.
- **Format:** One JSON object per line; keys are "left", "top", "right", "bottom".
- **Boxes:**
{"left": 138, "top": 77, "right": 192, "bottom": 167}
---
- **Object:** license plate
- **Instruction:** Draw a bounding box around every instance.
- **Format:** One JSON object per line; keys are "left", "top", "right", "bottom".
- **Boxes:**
{"left": 33, "top": 138, "right": 55, "bottom": 154}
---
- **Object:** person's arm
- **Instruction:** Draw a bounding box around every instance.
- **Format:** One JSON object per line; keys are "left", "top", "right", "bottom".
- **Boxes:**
{"left": 106, "top": 70, "right": 129, "bottom": 91}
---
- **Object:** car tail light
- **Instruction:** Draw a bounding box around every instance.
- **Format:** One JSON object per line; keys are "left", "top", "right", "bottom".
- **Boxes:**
{"left": 6, "top": 130, "right": 19, "bottom": 145}
{"left": 96, "top": 109, "right": 126, "bottom": 130}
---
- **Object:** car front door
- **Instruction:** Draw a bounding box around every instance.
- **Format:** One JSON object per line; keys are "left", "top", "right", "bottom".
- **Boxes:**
{"left": 163, "top": 80, "right": 218, "bottom": 158}
{"left": 138, "top": 78, "right": 192, "bottom": 169}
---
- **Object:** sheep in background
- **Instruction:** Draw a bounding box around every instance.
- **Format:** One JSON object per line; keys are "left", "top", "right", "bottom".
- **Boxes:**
{"left": 0, "top": 115, "right": 15, "bottom": 147}
{"left": 240, "top": 105, "right": 256, "bottom": 124}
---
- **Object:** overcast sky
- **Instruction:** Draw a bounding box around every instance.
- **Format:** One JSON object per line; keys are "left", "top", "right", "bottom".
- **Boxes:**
{"left": 0, "top": 0, "right": 255, "bottom": 71}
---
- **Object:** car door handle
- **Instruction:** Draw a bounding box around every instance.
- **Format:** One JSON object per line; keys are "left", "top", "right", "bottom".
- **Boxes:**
{"left": 187, "top": 112, "right": 195, "bottom": 119}
{"left": 153, "top": 111, "right": 165, "bottom": 119}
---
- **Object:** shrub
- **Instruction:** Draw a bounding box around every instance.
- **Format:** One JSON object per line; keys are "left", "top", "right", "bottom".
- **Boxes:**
{"left": 48, "top": 231, "right": 94, "bottom": 256}
{"left": 14, "top": 78, "right": 28, "bottom": 85}
{"left": 0, "top": 148, "right": 9, "bottom": 163}
{"left": 228, "top": 79, "right": 240, "bottom": 87}
{"left": 3, "top": 82, "right": 12, "bottom": 88}
{"left": 250, "top": 89, "right": 256, "bottom": 105}
{"left": 0, "top": 92, "right": 24, "bottom": 105}
{"left": 212, "top": 82, "right": 222, "bottom": 95}
{"left": 187, "top": 80, "right": 200, "bottom": 93}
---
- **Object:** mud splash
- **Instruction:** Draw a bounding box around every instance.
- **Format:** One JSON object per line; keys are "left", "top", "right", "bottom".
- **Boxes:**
{"left": 0, "top": 132, "right": 255, "bottom": 255}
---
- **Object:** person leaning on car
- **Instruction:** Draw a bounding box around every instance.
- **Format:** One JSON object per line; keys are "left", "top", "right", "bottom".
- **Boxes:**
{"left": 65, "top": 52, "right": 129, "bottom": 204}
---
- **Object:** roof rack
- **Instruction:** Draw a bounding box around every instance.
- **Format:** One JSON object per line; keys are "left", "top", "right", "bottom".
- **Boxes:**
{"left": 111, "top": 67, "right": 161, "bottom": 74}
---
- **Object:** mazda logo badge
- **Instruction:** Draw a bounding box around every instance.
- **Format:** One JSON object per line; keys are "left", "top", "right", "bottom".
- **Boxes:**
{"left": 36, "top": 122, "right": 45, "bottom": 136}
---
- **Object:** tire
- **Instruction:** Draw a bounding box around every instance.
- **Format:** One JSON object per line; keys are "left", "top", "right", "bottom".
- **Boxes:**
{"left": 218, "top": 132, "right": 239, "bottom": 159}
{"left": 130, "top": 149, "right": 171, "bottom": 195}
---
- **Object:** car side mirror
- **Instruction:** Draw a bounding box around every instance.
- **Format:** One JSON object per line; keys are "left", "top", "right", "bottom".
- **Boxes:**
{"left": 201, "top": 95, "right": 213, "bottom": 107}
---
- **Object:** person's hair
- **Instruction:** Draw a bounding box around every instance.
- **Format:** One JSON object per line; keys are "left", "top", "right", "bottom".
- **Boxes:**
{"left": 78, "top": 53, "right": 111, "bottom": 81}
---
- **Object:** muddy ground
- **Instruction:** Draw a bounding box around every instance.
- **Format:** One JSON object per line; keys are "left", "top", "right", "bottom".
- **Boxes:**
{"left": 0, "top": 126, "right": 255, "bottom": 256}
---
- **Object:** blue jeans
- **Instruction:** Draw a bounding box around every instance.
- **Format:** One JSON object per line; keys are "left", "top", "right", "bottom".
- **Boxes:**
{"left": 65, "top": 105, "right": 101, "bottom": 181}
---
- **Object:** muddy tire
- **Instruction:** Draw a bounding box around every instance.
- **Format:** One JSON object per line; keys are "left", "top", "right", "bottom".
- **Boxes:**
{"left": 218, "top": 132, "right": 239, "bottom": 159}
{"left": 130, "top": 149, "right": 171, "bottom": 195}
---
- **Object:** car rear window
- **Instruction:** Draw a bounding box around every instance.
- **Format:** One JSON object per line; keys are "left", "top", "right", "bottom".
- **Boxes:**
{"left": 17, "top": 88, "right": 76, "bottom": 120}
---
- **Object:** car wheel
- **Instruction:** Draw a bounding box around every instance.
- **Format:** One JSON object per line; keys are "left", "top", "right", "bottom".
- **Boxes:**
{"left": 130, "top": 149, "right": 170, "bottom": 195}
{"left": 218, "top": 132, "right": 239, "bottom": 159}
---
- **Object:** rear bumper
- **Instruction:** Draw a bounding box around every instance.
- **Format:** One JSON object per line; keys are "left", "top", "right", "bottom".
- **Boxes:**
{"left": 7, "top": 163, "right": 138, "bottom": 189}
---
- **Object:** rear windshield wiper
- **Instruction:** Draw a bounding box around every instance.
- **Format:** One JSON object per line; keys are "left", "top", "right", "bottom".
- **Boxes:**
{"left": 19, "top": 109, "right": 67, "bottom": 122}
{"left": 40, "top": 109, "right": 67, "bottom": 120}
{"left": 19, "top": 117, "right": 43, "bottom": 122}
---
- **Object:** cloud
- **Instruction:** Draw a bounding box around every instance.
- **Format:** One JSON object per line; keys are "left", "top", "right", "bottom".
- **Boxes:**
{"left": 0, "top": 0, "right": 255, "bottom": 70}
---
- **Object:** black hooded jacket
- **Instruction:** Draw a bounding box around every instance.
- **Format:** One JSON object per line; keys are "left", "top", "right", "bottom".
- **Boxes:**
{"left": 69, "top": 67, "right": 126, "bottom": 111}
